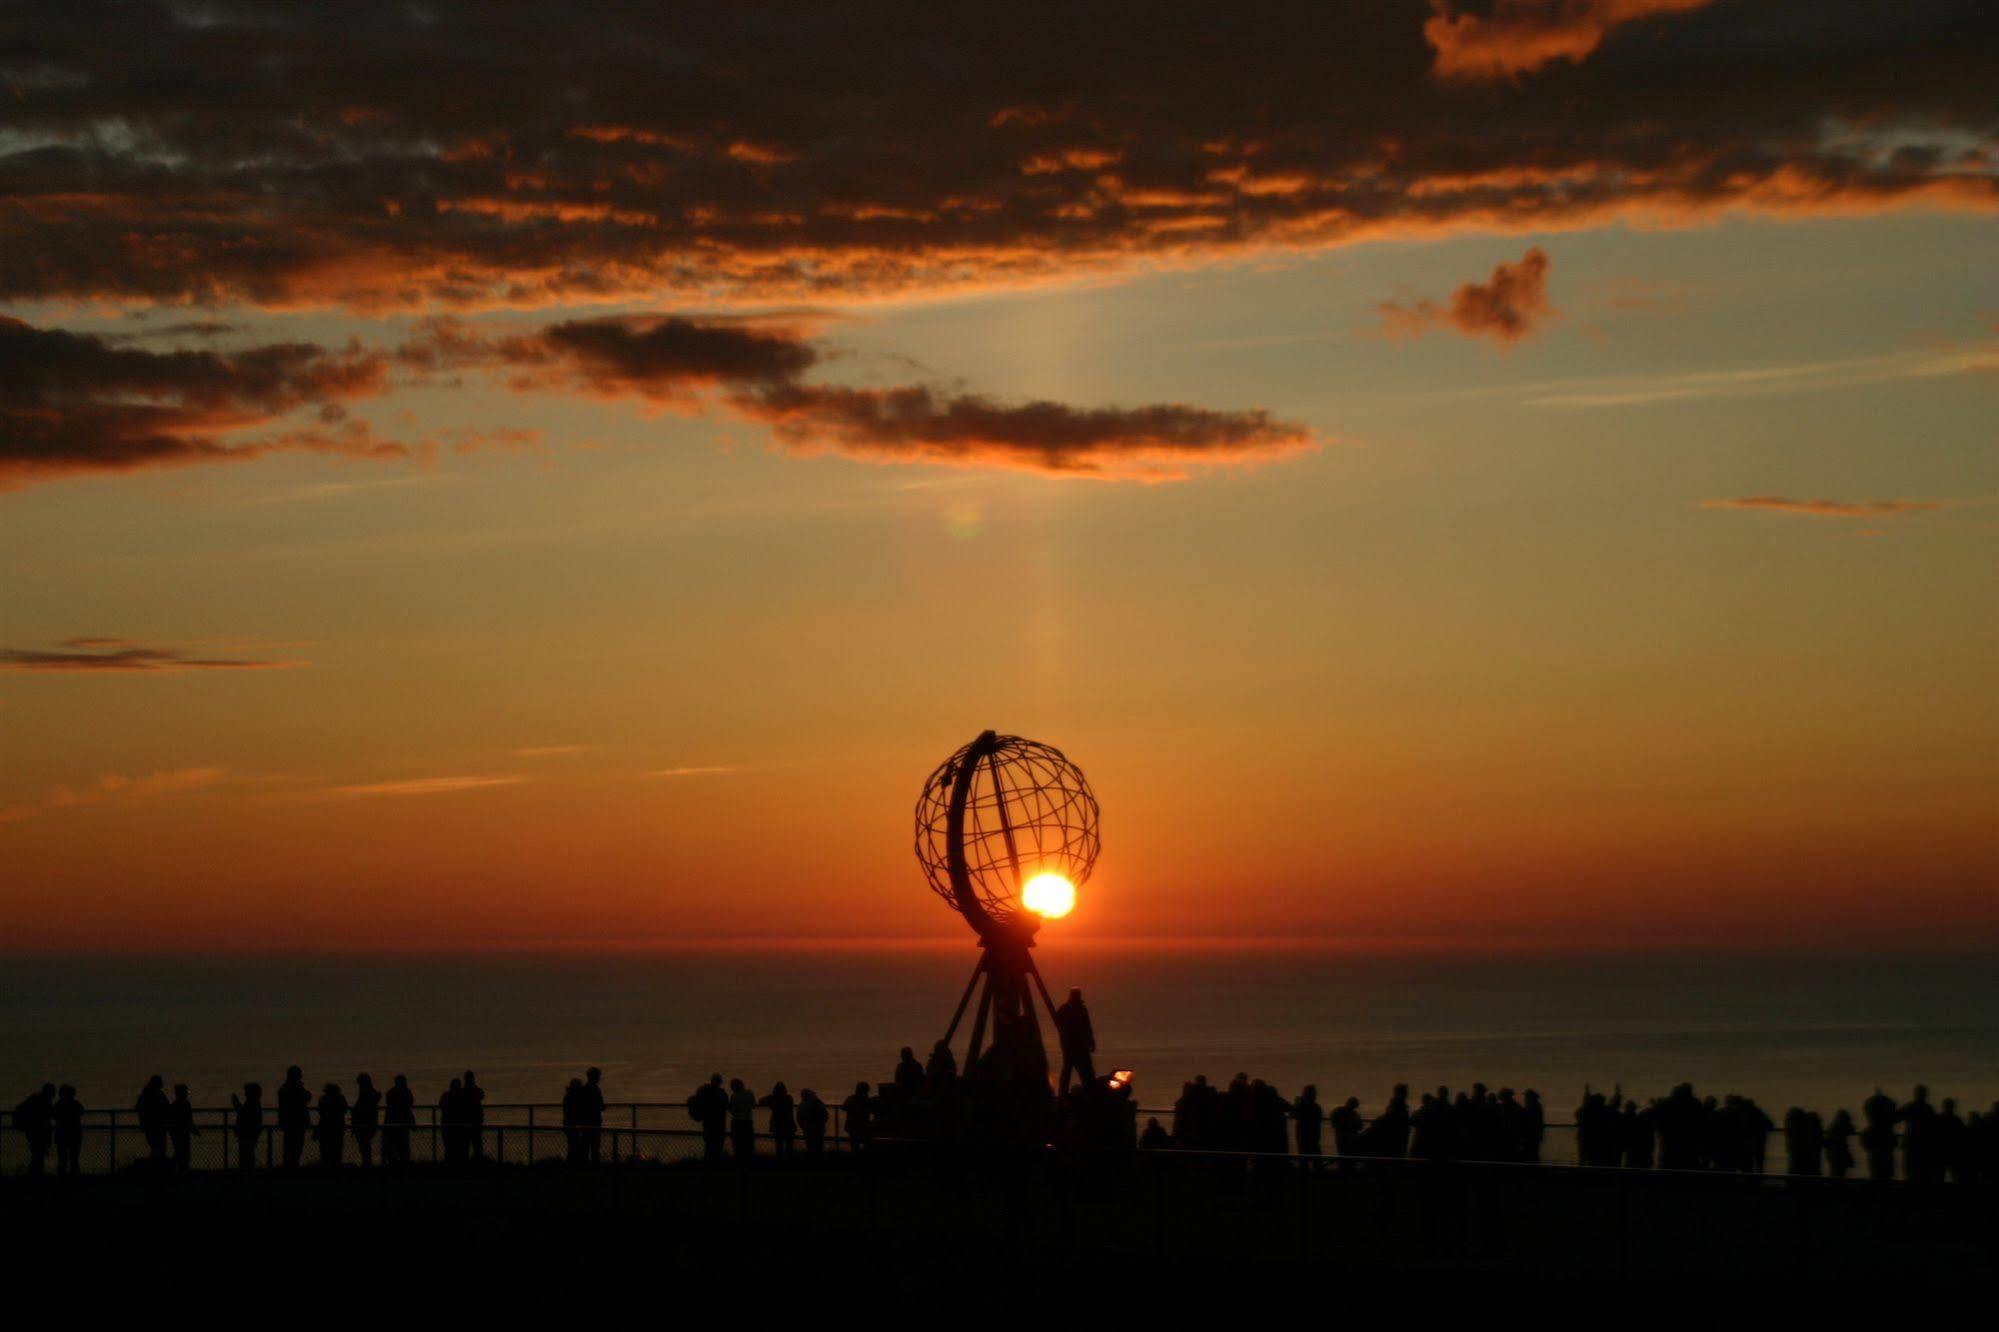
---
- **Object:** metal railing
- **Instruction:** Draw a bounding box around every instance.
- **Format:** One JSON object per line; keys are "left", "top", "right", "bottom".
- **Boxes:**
{"left": 0, "top": 1103, "right": 1875, "bottom": 1183}
{"left": 0, "top": 1102, "right": 874, "bottom": 1175}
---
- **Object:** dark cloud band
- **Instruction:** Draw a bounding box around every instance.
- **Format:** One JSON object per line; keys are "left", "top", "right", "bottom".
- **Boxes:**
{"left": 0, "top": 1, "right": 1991, "bottom": 309}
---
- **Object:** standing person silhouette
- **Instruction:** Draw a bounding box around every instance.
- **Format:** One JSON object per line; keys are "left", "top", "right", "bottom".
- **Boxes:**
{"left": 688, "top": 1074, "right": 727, "bottom": 1163}
{"left": 1291, "top": 1085, "right": 1325, "bottom": 1155}
{"left": 582, "top": 1067, "right": 606, "bottom": 1164}
{"left": 727, "top": 1078, "right": 757, "bottom": 1165}
{"left": 1522, "top": 1089, "right": 1547, "bottom": 1164}
{"left": 1329, "top": 1096, "right": 1363, "bottom": 1161}
{"left": 231, "top": 1083, "right": 263, "bottom": 1170}
{"left": 136, "top": 1074, "right": 170, "bottom": 1165}
{"left": 277, "top": 1067, "right": 312, "bottom": 1170}
{"left": 798, "top": 1089, "right": 829, "bottom": 1159}
{"left": 1862, "top": 1086, "right": 1898, "bottom": 1181}
{"left": 52, "top": 1085, "right": 84, "bottom": 1178}
{"left": 14, "top": 1084, "right": 55, "bottom": 1176}
{"left": 439, "top": 1078, "right": 464, "bottom": 1165}
{"left": 168, "top": 1084, "right": 198, "bottom": 1172}
{"left": 841, "top": 1082, "right": 874, "bottom": 1152}
{"left": 383, "top": 1075, "right": 414, "bottom": 1168}
{"left": 1825, "top": 1109, "right": 1857, "bottom": 1179}
{"left": 460, "top": 1071, "right": 486, "bottom": 1161}
{"left": 1900, "top": 1085, "right": 1938, "bottom": 1184}
{"left": 316, "top": 1082, "right": 349, "bottom": 1168}
{"left": 760, "top": 1081, "right": 797, "bottom": 1160}
{"left": 1052, "top": 988, "right": 1096, "bottom": 1095}
{"left": 351, "top": 1074, "right": 381, "bottom": 1168}
{"left": 1784, "top": 1107, "right": 1824, "bottom": 1177}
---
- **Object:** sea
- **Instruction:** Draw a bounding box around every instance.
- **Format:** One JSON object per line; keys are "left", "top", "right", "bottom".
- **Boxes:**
{"left": 4, "top": 946, "right": 1997, "bottom": 1121}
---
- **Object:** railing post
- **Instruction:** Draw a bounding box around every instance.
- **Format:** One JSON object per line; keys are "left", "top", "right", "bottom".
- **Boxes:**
{"left": 108, "top": 1109, "right": 118, "bottom": 1173}
{"left": 527, "top": 1106, "right": 535, "bottom": 1164}
{"left": 222, "top": 1107, "right": 231, "bottom": 1171}
{"left": 430, "top": 1105, "right": 438, "bottom": 1164}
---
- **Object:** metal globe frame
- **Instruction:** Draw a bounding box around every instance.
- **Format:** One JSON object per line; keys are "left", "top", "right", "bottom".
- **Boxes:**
{"left": 915, "top": 730, "right": 1101, "bottom": 1076}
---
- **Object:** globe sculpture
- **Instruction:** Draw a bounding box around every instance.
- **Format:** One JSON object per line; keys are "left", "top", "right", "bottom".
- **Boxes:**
{"left": 915, "top": 730, "right": 1100, "bottom": 1075}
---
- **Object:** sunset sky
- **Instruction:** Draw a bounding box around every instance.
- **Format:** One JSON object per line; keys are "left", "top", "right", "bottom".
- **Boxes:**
{"left": 2, "top": 0, "right": 1994, "bottom": 952}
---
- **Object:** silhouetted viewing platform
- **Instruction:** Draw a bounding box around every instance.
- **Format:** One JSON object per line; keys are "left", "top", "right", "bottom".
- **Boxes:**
{"left": 5, "top": 1104, "right": 1995, "bottom": 1293}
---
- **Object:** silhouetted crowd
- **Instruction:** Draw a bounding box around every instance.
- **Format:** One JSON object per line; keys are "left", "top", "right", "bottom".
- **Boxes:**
{"left": 11, "top": 1025, "right": 1997, "bottom": 1189}
{"left": 1135, "top": 1076, "right": 1999, "bottom": 1183}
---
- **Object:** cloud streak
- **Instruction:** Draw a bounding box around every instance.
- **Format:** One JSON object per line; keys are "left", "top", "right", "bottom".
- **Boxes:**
{"left": 319, "top": 775, "right": 528, "bottom": 799}
{"left": 0, "top": 638, "right": 310, "bottom": 673}
{"left": 409, "top": 313, "right": 1318, "bottom": 480}
{"left": 1699, "top": 496, "right": 1944, "bottom": 519}
{"left": 0, "top": 767, "right": 234, "bottom": 823}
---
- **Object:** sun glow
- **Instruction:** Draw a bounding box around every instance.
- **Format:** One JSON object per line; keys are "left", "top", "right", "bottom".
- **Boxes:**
{"left": 1021, "top": 871, "right": 1077, "bottom": 919}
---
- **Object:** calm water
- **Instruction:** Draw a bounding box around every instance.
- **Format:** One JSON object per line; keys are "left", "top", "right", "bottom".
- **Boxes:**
{"left": 4, "top": 948, "right": 1997, "bottom": 1118}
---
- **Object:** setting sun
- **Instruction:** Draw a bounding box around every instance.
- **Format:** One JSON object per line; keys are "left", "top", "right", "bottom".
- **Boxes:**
{"left": 1021, "top": 872, "right": 1077, "bottom": 919}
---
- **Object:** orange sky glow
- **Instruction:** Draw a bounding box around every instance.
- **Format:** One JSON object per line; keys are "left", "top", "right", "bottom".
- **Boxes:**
{"left": 1, "top": 0, "right": 1994, "bottom": 953}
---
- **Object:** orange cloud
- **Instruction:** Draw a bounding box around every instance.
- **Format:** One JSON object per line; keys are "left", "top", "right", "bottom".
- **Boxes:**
{"left": 0, "top": 316, "right": 403, "bottom": 489}
{"left": 1426, "top": 0, "right": 1715, "bottom": 82}
{"left": 1380, "top": 246, "right": 1555, "bottom": 343}
{"left": 741, "top": 383, "right": 1316, "bottom": 482}
{"left": 402, "top": 313, "right": 1318, "bottom": 481}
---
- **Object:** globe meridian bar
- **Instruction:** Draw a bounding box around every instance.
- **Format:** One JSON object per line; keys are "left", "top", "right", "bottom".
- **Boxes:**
{"left": 913, "top": 731, "right": 1101, "bottom": 931}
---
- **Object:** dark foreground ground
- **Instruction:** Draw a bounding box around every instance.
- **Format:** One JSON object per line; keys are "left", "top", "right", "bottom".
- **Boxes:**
{"left": 3, "top": 1152, "right": 1993, "bottom": 1310}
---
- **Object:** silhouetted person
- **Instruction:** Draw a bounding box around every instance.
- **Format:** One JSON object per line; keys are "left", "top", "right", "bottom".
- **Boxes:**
{"left": 1862, "top": 1086, "right": 1898, "bottom": 1181}
{"left": 1738, "top": 1096, "right": 1773, "bottom": 1173}
{"left": 1825, "top": 1108, "right": 1856, "bottom": 1179}
{"left": 1053, "top": 987, "right": 1096, "bottom": 1095}
{"left": 1656, "top": 1083, "right": 1702, "bottom": 1170}
{"left": 1627, "top": 1099, "right": 1658, "bottom": 1169}
{"left": 383, "top": 1074, "right": 414, "bottom": 1168}
{"left": 169, "top": 1083, "right": 198, "bottom": 1172}
{"left": 841, "top": 1082, "right": 873, "bottom": 1152}
{"left": 1291, "top": 1084, "right": 1324, "bottom": 1155}
{"left": 1938, "top": 1096, "right": 1969, "bottom": 1184}
{"left": 460, "top": 1071, "right": 486, "bottom": 1160}
{"left": 1784, "top": 1107, "right": 1824, "bottom": 1177}
{"left": 798, "top": 1089, "right": 829, "bottom": 1159}
{"left": 277, "top": 1066, "right": 311, "bottom": 1169}
{"left": 317, "top": 1082, "right": 348, "bottom": 1168}
{"left": 52, "top": 1085, "right": 83, "bottom": 1178}
{"left": 14, "top": 1083, "right": 55, "bottom": 1176}
{"left": 689, "top": 1074, "right": 727, "bottom": 1162}
{"left": 1522, "top": 1089, "right": 1546, "bottom": 1164}
{"left": 581, "top": 1066, "right": 606, "bottom": 1164}
{"left": 761, "top": 1081, "right": 796, "bottom": 1160}
{"left": 1139, "top": 1116, "right": 1170, "bottom": 1149}
{"left": 439, "top": 1078, "right": 465, "bottom": 1165}
{"left": 1900, "top": 1084, "right": 1938, "bottom": 1184}
{"left": 894, "top": 1046, "right": 924, "bottom": 1095}
{"left": 231, "top": 1083, "right": 263, "bottom": 1170}
{"left": 925, "top": 1039, "right": 958, "bottom": 1091}
{"left": 728, "top": 1077, "right": 757, "bottom": 1164}
{"left": 351, "top": 1074, "right": 381, "bottom": 1167}
{"left": 1364, "top": 1083, "right": 1411, "bottom": 1157}
{"left": 1330, "top": 1096, "right": 1363, "bottom": 1160}
{"left": 137, "top": 1074, "right": 170, "bottom": 1165}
